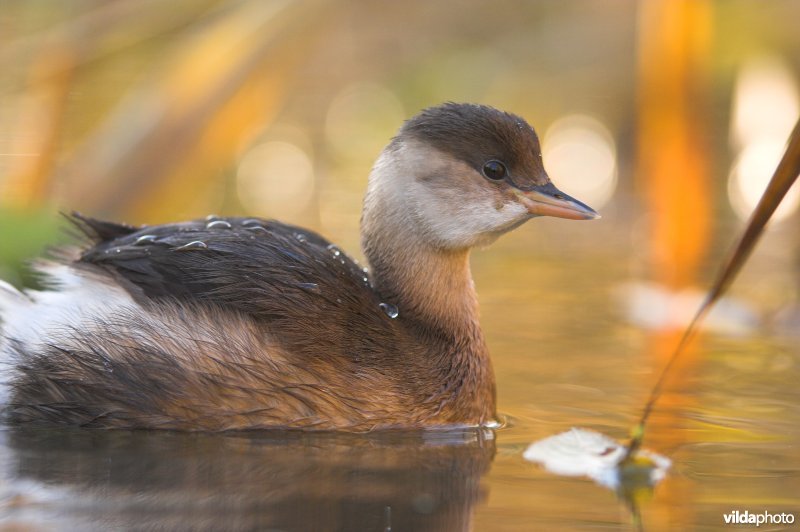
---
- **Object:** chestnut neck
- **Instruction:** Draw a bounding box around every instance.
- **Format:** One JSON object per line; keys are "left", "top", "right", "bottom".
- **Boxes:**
{"left": 361, "top": 203, "right": 477, "bottom": 337}
{"left": 359, "top": 152, "right": 496, "bottom": 423}
{"left": 361, "top": 194, "right": 496, "bottom": 423}
{"left": 369, "top": 239, "right": 478, "bottom": 337}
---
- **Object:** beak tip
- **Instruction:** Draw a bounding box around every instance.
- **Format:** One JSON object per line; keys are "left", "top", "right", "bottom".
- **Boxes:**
{"left": 515, "top": 184, "right": 601, "bottom": 221}
{"left": 571, "top": 200, "right": 600, "bottom": 220}
{"left": 567, "top": 203, "right": 600, "bottom": 221}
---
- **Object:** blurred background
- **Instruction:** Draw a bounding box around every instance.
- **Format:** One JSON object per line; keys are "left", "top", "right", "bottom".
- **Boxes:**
{"left": 2, "top": 0, "right": 798, "bottom": 291}
{"left": 1, "top": 1, "right": 800, "bottom": 529}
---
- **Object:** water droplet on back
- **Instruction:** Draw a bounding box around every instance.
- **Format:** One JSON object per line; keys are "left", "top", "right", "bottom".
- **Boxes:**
{"left": 134, "top": 234, "right": 158, "bottom": 245}
{"left": 176, "top": 241, "right": 208, "bottom": 251}
{"left": 294, "top": 233, "right": 307, "bottom": 243}
{"left": 327, "top": 244, "right": 341, "bottom": 258}
{"left": 206, "top": 220, "right": 232, "bottom": 230}
{"left": 379, "top": 302, "right": 399, "bottom": 319}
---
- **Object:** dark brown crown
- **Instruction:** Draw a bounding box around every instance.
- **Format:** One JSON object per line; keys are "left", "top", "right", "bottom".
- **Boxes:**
{"left": 397, "top": 102, "right": 549, "bottom": 187}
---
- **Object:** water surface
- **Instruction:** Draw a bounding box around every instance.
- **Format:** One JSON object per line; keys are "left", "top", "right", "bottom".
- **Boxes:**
{"left": 1, "top": 226, "right": 798, "bottom": 531}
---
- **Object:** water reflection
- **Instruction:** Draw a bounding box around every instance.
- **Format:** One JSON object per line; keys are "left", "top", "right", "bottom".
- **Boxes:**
{"left": 1, "top": 426, "right": 495, "bottom": 530}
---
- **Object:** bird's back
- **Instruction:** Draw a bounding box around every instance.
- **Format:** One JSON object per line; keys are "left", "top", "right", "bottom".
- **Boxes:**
{"left": 1, "top": 215, "right": 454, "bottom": 430}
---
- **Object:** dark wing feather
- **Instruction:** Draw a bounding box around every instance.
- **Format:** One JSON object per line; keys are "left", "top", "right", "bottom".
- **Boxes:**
{"left": 67, "top": 212, "right": 139, "bottom": 242}
{"left": 72, "top": 215, "right": 399, "bottom": 362}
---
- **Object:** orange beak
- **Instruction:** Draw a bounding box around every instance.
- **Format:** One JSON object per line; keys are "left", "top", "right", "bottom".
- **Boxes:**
{"left": 514, "top": 182, "right": 600, "bottom": 220}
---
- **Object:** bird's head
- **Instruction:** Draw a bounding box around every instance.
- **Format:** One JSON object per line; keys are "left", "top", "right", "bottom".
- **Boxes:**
{"left": 364, "top": 102, "right": 599, "bottom": 251}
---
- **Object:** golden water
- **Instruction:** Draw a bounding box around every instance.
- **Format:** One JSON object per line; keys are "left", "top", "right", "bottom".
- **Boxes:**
{"left": 1, "top": 220, "right": 797, "bottom": 531}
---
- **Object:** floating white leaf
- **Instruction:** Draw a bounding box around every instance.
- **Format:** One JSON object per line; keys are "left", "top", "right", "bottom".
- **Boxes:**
{"left": 523, "top": 428, "right": 671, "bottom": 490}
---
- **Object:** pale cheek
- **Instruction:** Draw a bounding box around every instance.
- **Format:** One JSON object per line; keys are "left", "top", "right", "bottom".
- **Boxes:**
{"left": 426, "top": 197, "right": 528, "bottom": 248}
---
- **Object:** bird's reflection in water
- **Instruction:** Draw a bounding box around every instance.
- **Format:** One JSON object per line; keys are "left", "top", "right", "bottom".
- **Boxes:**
{"left": 1, "top": 426, "right": 495, "bottom": 531}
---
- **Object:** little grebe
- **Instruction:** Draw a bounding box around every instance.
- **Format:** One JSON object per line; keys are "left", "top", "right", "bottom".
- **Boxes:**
{"left": 0, "top": 103, "right": 598, "bottom": 431}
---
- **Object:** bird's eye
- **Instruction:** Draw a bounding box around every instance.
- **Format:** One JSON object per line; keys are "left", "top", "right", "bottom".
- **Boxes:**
{"left": 482, "top": 160, "right": 507, "bottom": 181}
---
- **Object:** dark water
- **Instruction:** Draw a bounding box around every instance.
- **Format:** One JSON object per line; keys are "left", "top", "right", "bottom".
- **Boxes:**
{"left": 2, "top": 226, "right": 799, "bottom": 531}
{"left": 0, "top": 427, "right": 494, "bottom": 531}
